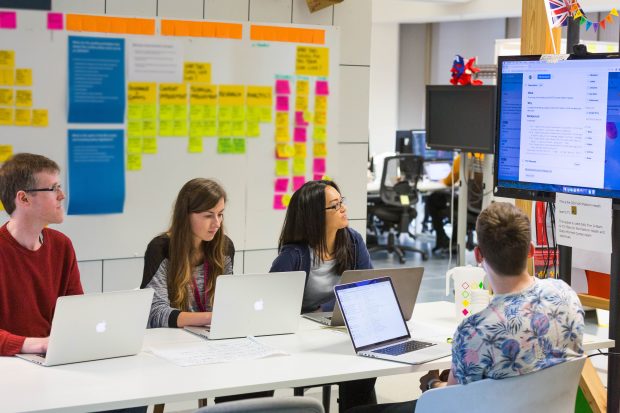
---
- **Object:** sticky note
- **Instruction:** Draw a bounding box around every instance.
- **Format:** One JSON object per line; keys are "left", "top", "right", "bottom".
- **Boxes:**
{"left": 314, "top": 111, "right": 327, "bottom": 126}
{"left": 188, "top": 136, "right": 203, "bottom": 153}
{"left": 246, "top": 86, "right": 273, "bottom": 107}
{"left": 204, "top": 120, "right": 217, "bottom": 136}
{"left": 313, "top": 143, "right": 327, "bottom": 157}
{"left": 127, "top": 104, "right": 143, "bottom": 121}
{"left": 184, "top": 62, "right": 212, "bottom": 84}
{"left": 313, "top": 174, "right": 325, "bottom": 181}
{"left": 282, "top": 194, "right": 291, "bottom": 207}
{"left": 0, "top": 68, "right": 14, "bottom": 86}
{"left": 190, "top": 85, "right": 215, "bottom": 106}
{"left": 204, "top": 105, "right": 218, "bottom": 120}
{"left": 246, "top": 120, "right": 260, "bottom": 137}
{"left": 0, "top": 145, "right": 13, "bottom": 162}
{"left": 143, "top": 120, "right": 157, "bottom": 137}
{"left": 232, "top": 138, "right": 246, "bottom": 154}
{"left": 273, "top": 194, "right": 286, "bottom": 210}
{"left": 47, "top": 12, "right": 63, "bottom": 30}
{"left": 15, "top": 90, "right": 32, "bottom": 107}
{"left": 246, "top": 106, "right": 260, "bottom": 122}
{"left": 172, "top": 120, "right": 188, "bottom": 136}
{"left": 143, "top": 137, "right": 158, "bottom": 154}
{"left": 295, "top": 95, "right": 308, "bottom": 112}
{"left": 275, "top": 79, "right": 290, "bottom": 95}
{"left": 127, "top": 120, "right": 143, "bottom": 138}
{"left": 217, "top": 137, "right": 234, "bottom": 154}
{"left": 127, "top": 137, "right": 143, "bottom": 154}
{"left": 231, "top": 120, "right": 245, "bottom": 137}
{"left": 0, "top": 108, "right": 12, "bottom": 125}
{"left": 159, "top": 104, "right": 174, "bottom": 121}
{"left": 293, "top": 158, "right": 305, "bottom": 175}
{"left": 189, "top": 105, "right": 205, "bottom": 121}
{"left": 218, "top": 121, "right": 232, "bottom": 137}
{"left": 313, "top": 158, "right": 326, "bottom": 174}
{"left": 173, "top": 104, "right": 187, "bottom": 120}
{"left": 315, "top": 95, "right": 328, "bottom": 112}
{"left": 293, "top": 176, "right": 305, "bottom": 191}
{"left": 313, "top": 126, "right": 327, "bottom": 143}
{"left": 0, "top": 88, "right": 13, "bottom": 106}
{"left": 127, "top": 153, "right": 142, "bottom": 171}
{"left": 0, "top": 50, "right": 15, "bottom": 67}
{"left": 296, "top": 46, "right": 329, "bottom": 77}
{"left": 219, "top": 106, "right": 233, "bottom": 121}
{"left": 32, "top": 109, "right": 48, "bottom": 127}
{"left": 231, "top": 106, "right": 246, "bottom": 121}
{"left": 15, "top": 69, "right": 32, "bottom": 87}
{"left": 295, "top": 111, "right": 308, "bottom": 127}
{"left": 159, "top": 120, "right": 174, "bottom": 137}
{"left": 315, "top": 80, "right": 329, "bottom": 96}
{"left": 260, "top": 107, "right": 272, "bottom": 122}
{"left": 296, "top": 79, "right": 309, "bottom": 96}
{"left": 142, "top": 104, "right": 157, "bottom": 119}
{"left": 0, "top": 12, "right": 17, "bottom": 29}
{"left": 294, "top": 143, "right": 306, "bottom": 158}
{"left": 275, "top": 178, "right": 289, "bottom": 192}
{"left": 14, "top": 109, "right": 31, "bottom": 126}
{"left": 218, "top": 85, "right": 245, "bottom": 106}
{"left": 159, "top": 83, "right": 187, "bottom": 105}
{"left": 276, "top": 112, "right": 289, "bottom": 129}
{"left": 275, "top": 127, "right": 290, "bottom": 143}
{"left": 275, "top": 160, "right": 289, "bottom": 176}
{"left": 276, "top": 95, "right": 289, "bottom": 112}
{"left": 294, "top": 127, "right": 307, "bottom": 143}
{"left": 276, "top": 144, "right": 294, "bottom": 159}
{"left": 128, "top": 82, "right": 157, "bottom": 104}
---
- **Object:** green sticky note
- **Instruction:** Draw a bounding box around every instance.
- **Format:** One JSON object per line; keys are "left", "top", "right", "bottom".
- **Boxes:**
{"left": 275, "top": 160, "right": 289, "bottom": 177}
{"left": 204, "top": 105, "right": 217, "bottom": 120}
{"left": 313, "top": 126, "right": 327, "bottom": 143}
{"left": 173, "top": 120, "right": 188, "bottom": 136}
{"left": 159, "top": 104, "right": 174, "bottom": 121}
{"left": 246, "top": 120, "right": 260, "bottom": 137}
{"left": 246, "top": 106, "right": 260, "bottom": 122}
{"left": 142, "top": 104, "right": 157, "bottom": 120}
{"left": 159, "top": 120, "right": 174, "bottom": 137}
{"left": 173, "top": 104, "right": 187, "bottom": 120}
{"left": 205, "top": 120, "right": 217, "bottom": 137}
{"left": 231, "top": 106, "right": 245, "bottom": 121}
{"left": 231, "top": 120, "right": 245, "bottom": 137}
{"left": 218, "top": 106, "right": 233, "bottom": 121}
{"left": 232, "top": 138, "right": 246, "bottom": 154}
{"left": 260, "top": 107, "right": 272, "bottom": 123}
{"left": 127, "top": 153, "right": 142, "bottom": 171}
{"left": 217, "top": 137, "right": 234, "bottom": 154}
{"left": 218, "top": 120, "right": 232, "bottom": 137}
{"left": 143, "top": 137, "right": 157, "bottom": 154}
{"left": 127, "top": 104, "right": 143, "bottom": 121}
{"left": 127, "top": 120, "right": 143, "bottom": 138}
{"left": 293, "top": 158, "right": 305, "bottom": 175}
{"left": 188, "top": 136, "right": 203, "bottom": 153}
{"left": 189, "top": 105, "right": 205, "bottom": 121}
{"left": 143, "top": 120, "right": 157, "bottom": 137}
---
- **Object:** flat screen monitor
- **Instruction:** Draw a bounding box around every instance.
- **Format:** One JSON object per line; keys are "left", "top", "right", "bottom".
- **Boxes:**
{"left": 495, "top": 53, "right": 620, "bottom": 200}
{"left": 395, "top": 129, "right": 453, "bottom": 161}
{"left": 425, "top": 85, "right": 496, "bottom": 153}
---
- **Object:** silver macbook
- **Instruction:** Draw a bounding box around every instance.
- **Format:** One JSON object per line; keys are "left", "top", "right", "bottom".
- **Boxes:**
{"left": 185, "top": 271, "right": 305, "bottom": 340}
{"left": 424, "top": 162, "right": 452, "bottom": 181}
{"left": 303, "top": 267, "right": 424, "bottom": 327}
{"left": 16, "top": 289, "right": 153, "bottom": 367}
{"left": 335, "top": 277, "right": 451, "bottom": 365}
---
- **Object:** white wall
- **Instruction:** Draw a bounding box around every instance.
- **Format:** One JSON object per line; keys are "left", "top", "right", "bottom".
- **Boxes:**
{"left": 47, "top": 0, "right": 372, "bottom": 291}
{"left": 397, "top": 23, "right": 427, "bottom": 132}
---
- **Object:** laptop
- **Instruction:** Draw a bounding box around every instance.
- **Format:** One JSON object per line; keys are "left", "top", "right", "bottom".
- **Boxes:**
{"left": 16, "top": 289, "right": 154, "bottom": 367}
{"left": 184, "top": 271, "right": 305, "bottom": 340}
{"left": 424, "top": 162, "right": 452, "bottom": 182}
{"left": 335, "top": 277, "right": 452, "bottom": 365}
{"left": 303, "top": 267, "right": 424, "bottom": 327}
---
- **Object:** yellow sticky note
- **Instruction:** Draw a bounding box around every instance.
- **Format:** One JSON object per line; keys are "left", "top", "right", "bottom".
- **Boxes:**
{"left": 313, "top": 126, "right": 327, "bottom": 143}
{"left": 188, "top": 136, "right": 203, "bottom": 153}
{"left": 276, "top": 144, "right": 294, "bottom": 158}
{"left": 159, "top": 104, "right": 174, "bottom": 120}
{"left": 219, "top": 106, "right": 233, "bottom": 121}
{"left": 246, "top": 120, "right": 260, "bottom": 137}
{"left": 159, "top": 83, "right": 187, "bottom": 105}
{"left": 14, "top": 109, "right": 31, "bottom": 126}
{"left": 204, "top": 105, "right": 217, "bottom": 120}
{"left": 184, "top": 62, "right": 212, "bottom": 84}
{"left": 205, "top": 120, "right": 217, "bottom": 137}
{"left": 127, "top": 120, "right": 143, "bottom": 138}
{"left": 15, "top": 90, "right": 33, "bottom": 108}
{"left": 0, "top": 108, "right": 13, "bottom": 125}
{"left": 246, "top": 86, "right": 273, "bottom": 107}
{"left": 143, "top": 137, "right": 158, "bottom": 154}
{"left": 127, "top": 104, "right": 143, "bottom": 121}
{"left": 246, "top": 106, "right": 260, "bottom": 122}
{"left": 190, "top": 85, "right": 215, "bottom": 105}
{"left": 173, "top": 104, "right": 187, "bottom": 120}
{"left": 173, "top": 120, "right": 188, "bottom": 136}
{"left": 304, "top": 111, "right": 313, "bottom": 124}
{"left": 142, "top": 104, "right": 157, "bottom": 120}
{"left": 296, "top": 79, "right": 309, "bottom": 96}
{"left": 260, "top": 107, "right": 272, "bottom": 123}
{"left": 314, "top": 111, "right": 327, "bottom": 126}
{"left": 219, "top": 85, "right": 245, "bottom": 106}
{"left": 231, "top": 106, "right": 245, "bottom": 121}
{"left": 189, "top": 121, "right": 205, "bottom": 138}
{"left": 313, "top": 143, "right": 328, "bottom": 157}
{"left": 315, "top": 96, "right": 328, "bottom": 112}
{"left": 128, "top": 82, "right": 157, "bottom": 104}
{"left": 159, "top": 120, "right": 174, "bottom": 137}
{"left": 295, "top": 95, "right": 308, "bottom": 112}
{"left": 231, "top": 120, "right": 245, "bottom": 137}
{"left": 31, "top": 109, "right": 48, "bottom": 127}
{"left": 275, "top": 160, "right": 289, "bottom": 177}
{"left": 127, "top": 137, "right": 143, "bottom": 154}
{"left": 294, "top": 143, "right": 306, "bottom": 158}
{"left": 0, "top": 201, "right": 3, "bottom": 211}
{"left": 293, "top": 158, "right": 306, "bottom": 175}
{"left": 127, "top": 153, "right": 142, "bottom": 171}
{"left": 275, "top": 127, "right": 290, "bottom": 143}
{"left": 0, "top": 88, "right": 13, "bottom": 106}
{"left": 0, "top": 68, "right": 14, "bottom": 86}
{"left": 143, "top": 120, "right": 157, "bottom": 137}
{"left": 218, "top": 120, "right": 232, "bottom": 137}
{"left": 282, "top": 194, "right": 292, "bottom": 207}
{"left": 15, "top": 69, "right": 32, "bottom": 87}
{"left": 295, "top": 46, "right": 329, "bottom": 77}
{"left": 0, "top": 50, "right": 15, "bottom": 67}
{"left": 276, "top": 112, "right": 289, "bottom": 129}
{"left": 0, "top": 145, "right": 13, "bottom": 162}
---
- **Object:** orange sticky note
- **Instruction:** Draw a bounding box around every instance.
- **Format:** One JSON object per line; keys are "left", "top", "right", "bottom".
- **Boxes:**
{"left": 161, "top": 20, "right": 175, "bottom": 36}
{"left": 175, "top": 22, "right": 190, "bottom": 36}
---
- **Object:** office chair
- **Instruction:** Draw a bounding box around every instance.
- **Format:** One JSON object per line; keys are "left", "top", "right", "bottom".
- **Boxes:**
{"left": 368, "top": 154, "right": 429, "bottom": 263}
{"left": 195, "top": 396, "right": 324, "bottom": 413}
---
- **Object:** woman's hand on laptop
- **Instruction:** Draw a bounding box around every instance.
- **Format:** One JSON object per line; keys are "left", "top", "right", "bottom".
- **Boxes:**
{"left": 21, "top": 337, "right": 49, "bottom": 354}
{"left": 177, "top": 311, "right": 213, "bottom": 327}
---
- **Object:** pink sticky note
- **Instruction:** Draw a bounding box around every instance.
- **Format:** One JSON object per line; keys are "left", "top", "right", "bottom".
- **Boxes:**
{"left": 275, "top": 178, "right": 289, "bottom": 192}
{"left": 292, "top": 176, "right": 306, "bottom": 191}
{"left": 0, "top": 12, "right": 17, "bottom": 29}
{"left": 295, "top": 111, "right": 308, "bottom": 126}
{"left": 273, "top": 194, "right": 286, "bottom": 210}
{"left": 275, "top": 79, "right": 290, "bottom": 95}
{"left": 276, "top": 95, "right": 289, "bottom": 112}
{"left": 47, "top": 12, "right": 63, "bottom": 30}
{"left": 313, "top": 174, "right": 324, "bottom": 181}
{"left": 294, "top": 127, "right": 307, "bottom": 142}
{"left": 315, "top": 80, "right": 329, "bottom": 96}
{"left": 313, "top": 158, "right": 326, "bottom": 174}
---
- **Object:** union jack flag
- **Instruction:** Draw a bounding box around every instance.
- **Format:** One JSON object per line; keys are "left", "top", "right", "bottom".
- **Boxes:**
{"left": 547, "top": 0, "right": 575, "bottom": 27}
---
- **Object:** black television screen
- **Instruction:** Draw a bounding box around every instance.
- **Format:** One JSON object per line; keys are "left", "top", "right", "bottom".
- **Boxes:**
{"left": 425, "top": 85, "right": 496, "bottom": 153}
{"left": 495, "top": 53, "right": 620, "bottom": 200}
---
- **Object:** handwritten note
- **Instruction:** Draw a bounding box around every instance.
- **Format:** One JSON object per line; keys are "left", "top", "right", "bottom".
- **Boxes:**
{"left": 14, "top": 109, "right": 31, "bottom": 126}
{"left": 315, "top": 80, "right": 329, "bottom": 96}
{"left": 32, "top": 109, "right": 48, "bottom": 127}
{"left": 313, "top": 143, "right": 327, "bottom": 157}
{"left": 313, "top": 126, "right": 326, "bottom": 142}
{"left": 296, "top": 79, "right": 309, "bottom": 96}
{"left": 293, "top": 127, "right": 307, "bottom": 143}
{"left": 184, "top": 62, "right": 211, "bottom": 83}
{"left": 15, "top": 69, "right": 32, "bottom": 87}
{"left": 15, "top": 90, "right": 32, "bottom": 107}
{"left": 294, "top": 143, "right": 306, "bottom": 158}
{"left": 275, "top": 79, "right": 290, "bottom": 95}
{"left": 276, "top": 95, "right": 289, "bottom": 112}
{"left": 296, "top": 46, "right": 329, "bottom": 77}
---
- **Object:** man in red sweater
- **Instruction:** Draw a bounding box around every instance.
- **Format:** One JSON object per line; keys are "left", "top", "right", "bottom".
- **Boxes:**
{"left": 0, "top": 153, "right": 83, "bottom": 356}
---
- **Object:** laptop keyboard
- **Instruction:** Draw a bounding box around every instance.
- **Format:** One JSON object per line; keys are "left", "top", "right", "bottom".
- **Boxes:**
{"left": 374, "top": 340, "right": 434, "bottom": 356}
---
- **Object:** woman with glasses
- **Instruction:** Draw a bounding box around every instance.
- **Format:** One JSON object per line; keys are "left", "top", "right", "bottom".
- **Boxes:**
{"left": 270, "top": 179, "right": 376, "bottom": 412}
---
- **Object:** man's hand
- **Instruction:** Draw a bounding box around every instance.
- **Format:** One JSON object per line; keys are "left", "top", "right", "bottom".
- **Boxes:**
{"left": 21, "top": 337, "right": 49, "bottom": 354}
{"left": 419, "top": 369, "right": 450, "bottom": 392}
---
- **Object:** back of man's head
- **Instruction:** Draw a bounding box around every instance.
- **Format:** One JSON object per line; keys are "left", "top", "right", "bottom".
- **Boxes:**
{"left": 0, "top": 153, "right": 59, "bottom": 215}
{"left": 476, "top": 202, "right": 531, "bottom": 276}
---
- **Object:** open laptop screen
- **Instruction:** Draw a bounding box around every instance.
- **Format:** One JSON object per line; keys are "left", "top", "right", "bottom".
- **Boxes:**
{"left": 335, "top": 278, "right": 410, "bottom": 351}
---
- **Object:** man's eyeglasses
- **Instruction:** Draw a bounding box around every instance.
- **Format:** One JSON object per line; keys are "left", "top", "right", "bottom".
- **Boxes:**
{"left": 325, "top": 197, "right": 346, "bottom": 211}
{"left": 24, "top": 183, "right": 63, "bottom": 194}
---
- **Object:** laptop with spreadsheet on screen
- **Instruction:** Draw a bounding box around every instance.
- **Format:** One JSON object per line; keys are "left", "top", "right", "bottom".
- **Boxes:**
{"left": 335, "top": 277, "right": 451, "bottom": 365}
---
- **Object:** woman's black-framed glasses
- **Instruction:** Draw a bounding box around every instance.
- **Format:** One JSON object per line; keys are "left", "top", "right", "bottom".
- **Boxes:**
{"left": 325, "top": 197, "right": 346, "bottom": 211}
{"left": 24, "top": 183, "right": 63, "bottom": 194}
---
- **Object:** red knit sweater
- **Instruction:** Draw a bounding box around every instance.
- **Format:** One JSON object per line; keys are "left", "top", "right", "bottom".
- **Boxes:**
{"left": 0, "top": 223, "right": 83, "bottom": 356}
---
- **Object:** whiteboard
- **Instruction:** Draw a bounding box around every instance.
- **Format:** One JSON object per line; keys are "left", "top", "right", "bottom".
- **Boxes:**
{"left": 0, "top": 11, "right": 339, "bottom": 260}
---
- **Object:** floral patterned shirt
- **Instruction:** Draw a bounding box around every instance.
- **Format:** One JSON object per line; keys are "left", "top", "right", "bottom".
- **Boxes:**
{"left": 451, "top": 278, "right": 584, "bottom": 384}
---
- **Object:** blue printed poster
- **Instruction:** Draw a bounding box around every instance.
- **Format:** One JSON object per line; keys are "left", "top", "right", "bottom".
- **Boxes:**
{"left": 68, "top": 36, "right": 125, "bottom": 123}
{"left": 67, "top": 130, "right": 125, "bottom": 215}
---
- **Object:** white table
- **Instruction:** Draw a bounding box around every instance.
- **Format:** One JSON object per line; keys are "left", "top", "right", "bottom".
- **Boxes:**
{"left": 1, "top": 302, "right": 613, "bottom": 413}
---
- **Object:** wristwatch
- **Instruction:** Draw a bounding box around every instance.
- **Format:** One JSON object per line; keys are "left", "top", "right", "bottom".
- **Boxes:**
{"left": 426, "top": 378, "right": 441, "bottom": 390}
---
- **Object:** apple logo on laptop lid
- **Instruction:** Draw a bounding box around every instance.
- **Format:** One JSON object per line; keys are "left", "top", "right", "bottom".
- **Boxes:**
{"left": 254, "top": 299, "right": 264, "bottom": 311}
{"left": 95, "top": 321, "right": 107, "bottom": 333}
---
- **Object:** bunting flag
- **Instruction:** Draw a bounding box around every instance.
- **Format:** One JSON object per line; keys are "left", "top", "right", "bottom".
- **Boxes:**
{"left": 546, "top": 0, "right": 617, "bottom": 31}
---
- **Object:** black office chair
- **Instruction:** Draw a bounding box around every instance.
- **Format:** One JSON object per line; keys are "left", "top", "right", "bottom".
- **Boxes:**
{"left": 368, "top": 154, "right": 428, "bottom": 263}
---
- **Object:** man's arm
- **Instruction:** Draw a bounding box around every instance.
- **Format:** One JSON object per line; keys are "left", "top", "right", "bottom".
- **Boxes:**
{"left": 0, "top": 330, "right": 48, "bottom": 356}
